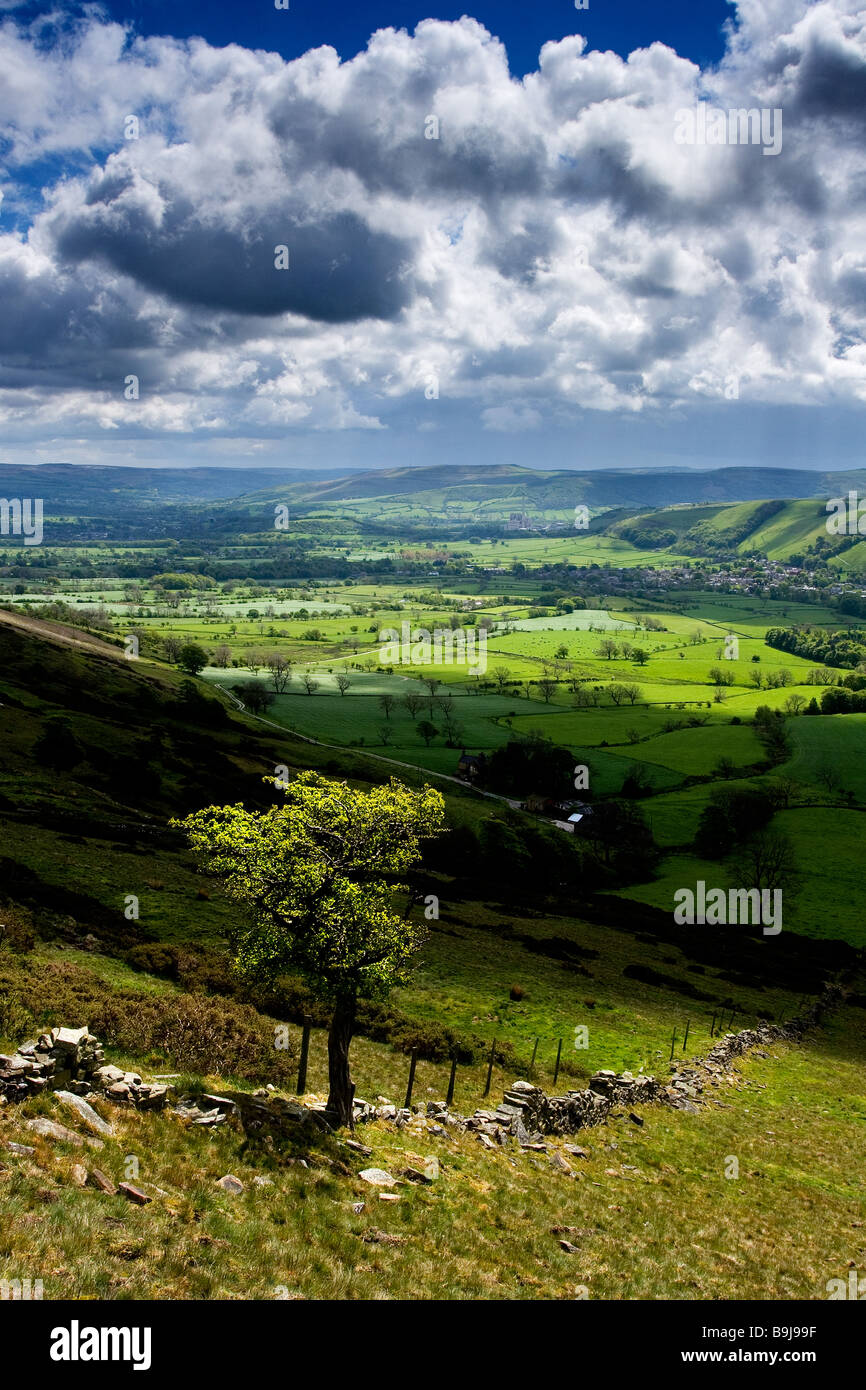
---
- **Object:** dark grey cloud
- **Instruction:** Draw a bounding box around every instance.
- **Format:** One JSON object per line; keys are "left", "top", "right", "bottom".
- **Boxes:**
{"left": 55, "top": 184, "right": 413, "bottom": 323}
{"left": 790, "top": 30, "right": 866, "bottom": 119}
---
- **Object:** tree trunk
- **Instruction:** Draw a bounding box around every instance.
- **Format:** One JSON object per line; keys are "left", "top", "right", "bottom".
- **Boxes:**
{"left": 326, "top": 994, "right": 357, "bottom": 1128}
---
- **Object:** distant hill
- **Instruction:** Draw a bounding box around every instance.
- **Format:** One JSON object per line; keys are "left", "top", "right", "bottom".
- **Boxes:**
{"left": 0, "top": 464, "right": 347, "bottom": 511}
{"left": 3, "top": 461, "right": 865, "bottom": 519}
{"left": 237, "top": 464, "right": 866, "bottom": 513}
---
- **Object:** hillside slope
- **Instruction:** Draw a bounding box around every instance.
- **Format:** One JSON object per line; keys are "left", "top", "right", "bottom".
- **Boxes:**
{"left": 0, "top": 989, "right": 863, "bottom": 1300}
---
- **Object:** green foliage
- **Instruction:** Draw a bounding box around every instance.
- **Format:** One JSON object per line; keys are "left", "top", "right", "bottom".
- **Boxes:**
{"left": 821, "top": 685, "right": 866, "bottom": 714}
{"left": 581, "top": 800, "right": 660, "bottom": 881}
{"left": 0, "top": 955, "right": 298, "bottom": 1083}
{"left": 481, "top": 737, "right": 574, "bottom": 800}
{"left": 175, "top": 772, "right": 446, "bottom": 1004}
{"left": 233, "top": 680, "right": 275, "bottom": 714}
{"left": 177, "top": 642, "right": 209, "bottom": 675}
{"left": 694, "top": 784, "right": 775, "bottom": 859}
{"left": 765, "top": 625, "right": 865, "bottom": 669}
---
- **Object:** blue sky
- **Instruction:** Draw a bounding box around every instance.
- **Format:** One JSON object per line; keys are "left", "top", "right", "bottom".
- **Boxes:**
{"left": 1, "top": 1, "right": 865, "bottom": 472}
{"left": 92, "top": 0, "right": 734, "bottom": 78}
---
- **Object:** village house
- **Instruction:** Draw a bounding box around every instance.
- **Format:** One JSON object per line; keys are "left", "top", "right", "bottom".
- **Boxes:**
{"left": 456, "top": 750, "right": 487, "bottom": 781}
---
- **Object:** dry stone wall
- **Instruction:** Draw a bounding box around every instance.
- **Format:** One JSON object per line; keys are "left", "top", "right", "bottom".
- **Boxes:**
{"left": 0, "top": 985, "right": 841, "bottom": 1152}
{"left": 0, "top": 1027, "right": 170, "bottom": 1111}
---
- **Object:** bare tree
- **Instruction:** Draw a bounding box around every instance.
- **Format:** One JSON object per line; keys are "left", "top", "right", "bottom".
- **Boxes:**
{"left": 621, "top": 683, "right": 642, "bottom": 706}
{"left": 816, "top": 765, "right": 841, "bottom": 793}
{"left": 734, "top": 831, "right": 799, "bottom": 899}
{"left": 403, "top": 692, "right": 423, "bottom": 720}
{"left": 378, "top": 692, "right": 395, "bottom": 720}
{"left": 769, "top": 776, "right": 799, "bottom": 809}
{"left": 336, "top": 673, "right": 351, "bottom": 696}
{"left": 420, "top": 675, "right": 441, "bottom": 713}
{"left": 806, "top": 667, "right": 837, "bottom": 687}
{"left": 573, "top": 684, "right": 598, "bottom": 708}
{"left": 247, "top": 650, "right": 265, "bottom": 675}
{"left": 301, "top": 673, "right": 320, "bottom": 696}
{"left": 597, "top": 639, "right": 619, "bottom": 660}
{"left": 534, "top": 677, "right": 557, "bottom": 703}
{"left": 266, "top": 653, "right": 293, "bottom": 693}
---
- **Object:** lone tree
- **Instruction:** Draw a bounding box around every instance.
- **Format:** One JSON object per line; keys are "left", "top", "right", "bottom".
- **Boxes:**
{"left": 177, "top": 642, "right": 209, "bottom": 676}
{"left": 175, "top": 772, "right": 445, "bottom": 1127}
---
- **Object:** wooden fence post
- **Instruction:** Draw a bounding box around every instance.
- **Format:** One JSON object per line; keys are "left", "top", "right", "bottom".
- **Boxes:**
{"left": 403, "top": 1048, "right": 418, "bottom": 1111}
{"left": 682, "top": 1019, "right": 690, "bottom": 1052}
{"left": 483, "top": 1039, "right": 496, "bottom": 1098}
{"left": 552, "top": 1038, "right": 563, "bottom": 1089}
{"left": 529, "top": 1036, "right": 539, "bottom": 1077}
{"left": 296, "top": 1014, "right": 312, "bottom": 1095}
{"left": 669, "top": 1027, "right": 678, "bottom": 1062}
{"left": 710, "top": 1011, "right": 717, "bottom": 1038}
{"left": 446, "top": 1054, "right": 458, "bottom": 1107}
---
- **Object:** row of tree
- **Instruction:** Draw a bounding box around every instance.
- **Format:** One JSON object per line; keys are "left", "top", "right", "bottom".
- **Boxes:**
{"left": 765, "top": 625, "right": 865, "bottom": 669}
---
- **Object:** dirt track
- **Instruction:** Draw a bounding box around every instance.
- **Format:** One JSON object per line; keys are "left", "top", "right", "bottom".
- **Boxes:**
{"left": 0, "top": 606, "right": 125, "bottom": 658}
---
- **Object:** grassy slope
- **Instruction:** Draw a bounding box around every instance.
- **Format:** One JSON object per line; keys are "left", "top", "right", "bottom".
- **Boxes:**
{"left": 1, "top": 994, "right": 863, "bottom": 1300}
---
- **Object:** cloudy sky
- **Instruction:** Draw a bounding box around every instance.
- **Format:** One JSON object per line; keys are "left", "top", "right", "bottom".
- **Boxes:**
{"left": 1, "top": 0, "right": 865, "bottom": 472}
